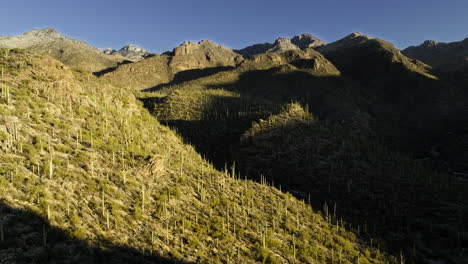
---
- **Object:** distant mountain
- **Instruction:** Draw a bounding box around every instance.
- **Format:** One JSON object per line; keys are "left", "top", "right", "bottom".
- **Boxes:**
{"left": 235, "top": 33, "right": 326, "bottom": 57}
{"left": 403, "top": 38, "right": 468, "bottom": 82}
{"left": 103, "top": 44, "right": 155, "bottom": 61}
{"left": 0, "top": 27, "right": 123, "bottom": 71}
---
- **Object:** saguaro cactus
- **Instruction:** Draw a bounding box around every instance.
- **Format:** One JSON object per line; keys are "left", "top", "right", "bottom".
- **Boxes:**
{"left": 0, "top": 223, "right": 4, "bottom": 243}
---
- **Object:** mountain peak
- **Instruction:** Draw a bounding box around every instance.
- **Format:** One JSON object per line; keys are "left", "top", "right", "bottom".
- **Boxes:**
{"left": 291, "top": 33, "right": 327, "bottom": 49}
{"left": 421, "top": 40, "right": 440, "bottom": 47}
{"left": 23, "top": 27, "right": 64, "bottom": 39}
{"left": 119, "top": 44, "right": 147, "bottom": 52}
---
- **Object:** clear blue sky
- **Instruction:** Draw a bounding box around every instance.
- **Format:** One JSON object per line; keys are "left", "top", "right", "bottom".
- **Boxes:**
{"left": 0, "top": 0, "right": 467, "bottom": 53}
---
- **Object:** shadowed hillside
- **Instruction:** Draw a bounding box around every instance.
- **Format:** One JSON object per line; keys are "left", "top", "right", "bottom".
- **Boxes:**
{"left": 403, "top": 38, "right": 468, "bottom": 85}
{"left": 0, "top": 202, "right": 190, "bottom": 264}
{"left": 139, "top": 35, "right": 468, "bottom": 263}
{"left": 318, "top": 32, "right": 468, "bottom": 171}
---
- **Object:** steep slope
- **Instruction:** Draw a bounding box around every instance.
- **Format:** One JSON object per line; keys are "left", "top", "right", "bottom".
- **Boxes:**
{"left": 0, "top": 27, "right": 123, "bottom": 72}
{"left": 101, "top": 40, "right": 243, "bottom": 90}
{"left": 0, "top": 49, "right": 397, "bottom": 263}
{"left": 403, "top": 38, "right": 468, "bottom": 83}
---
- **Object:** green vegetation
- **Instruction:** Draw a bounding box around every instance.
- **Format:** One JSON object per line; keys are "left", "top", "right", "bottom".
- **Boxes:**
{"left": 0, "top": 48, "right": 396, "bottom": 263}
{"left": 2, "top": 31, "right": 467, "bottom": 264}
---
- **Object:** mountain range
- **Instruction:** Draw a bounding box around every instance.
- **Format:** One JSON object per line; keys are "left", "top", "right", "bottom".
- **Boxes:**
{"left": 1, "top": 27, "right": 467, "bottom": 264}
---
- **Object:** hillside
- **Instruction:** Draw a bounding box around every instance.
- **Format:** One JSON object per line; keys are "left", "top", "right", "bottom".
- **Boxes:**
{"left": 317, "top": 33, "right": 467, "bottom": 157}
{"left": 0, "top": 28, "right": 123, "bottom": 72}
{"left": 0, "top": 48, "right": 399, "bottom": 263}
{"left": 403, "top": 38, "right": 468, "bottom": 84}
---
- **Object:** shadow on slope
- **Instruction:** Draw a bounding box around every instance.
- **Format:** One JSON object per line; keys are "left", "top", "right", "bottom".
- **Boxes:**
{"left": 142, "top": 66, "right": 235, "bottom": 93}
{"left": 92, "top": 60, "right": 134, "bottom": 77}
{"left": 140, "top": 90, "right": 280, "bottom": 167}
{"left": 0, "top": 201, "right": 194, "bottom": 264}
{"left": 233, "top": 105, "right": 468, "bottom": 263}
